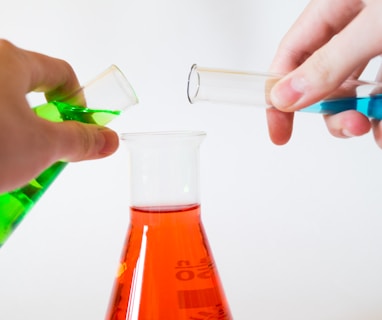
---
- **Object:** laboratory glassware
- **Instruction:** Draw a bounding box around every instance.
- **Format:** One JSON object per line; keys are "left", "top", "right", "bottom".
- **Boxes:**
{"left": 105, "top": 131, "right": 232, "bottom": 320}
{"left": 0, "top": 65, "right": 138, "bottom": 247}
{"left": 187, "top": 64, "right": 382, "bottom": 119}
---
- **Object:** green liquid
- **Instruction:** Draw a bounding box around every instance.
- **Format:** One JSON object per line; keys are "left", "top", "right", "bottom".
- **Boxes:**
{"left": 0, "top": 101, "right": 120, "bottom": 246}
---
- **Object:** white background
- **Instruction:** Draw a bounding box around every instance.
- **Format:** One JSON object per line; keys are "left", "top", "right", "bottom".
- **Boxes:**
{"left": 1, "top": 0, "right": 382, "bottom": 319}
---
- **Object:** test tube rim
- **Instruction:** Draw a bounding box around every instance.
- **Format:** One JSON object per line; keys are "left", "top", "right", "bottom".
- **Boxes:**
{"left": 61, "top": 64, "right": 139, "bottom": 110}
{"left": 187, "top": 64, "right": 200, "bottom": 104}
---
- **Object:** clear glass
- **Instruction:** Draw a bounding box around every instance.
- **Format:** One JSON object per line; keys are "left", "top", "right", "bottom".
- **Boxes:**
{"left": 188, "top": 64, "right": 382, "bottom": 119}
{"left": 0, "top": 65, "right": 138, "bottom": 247}
{"left": 105, "top": 131, "right": 232, "bottom": 320}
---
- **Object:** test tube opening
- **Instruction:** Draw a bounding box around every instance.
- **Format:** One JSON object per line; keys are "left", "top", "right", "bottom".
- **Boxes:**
{"left": 187, "top": 64, "right": 200, "bottom": 104}
{"left": 62, "top": 65, "right": 139, "bottom": 111}
{"left": 186, "top": 64, "right": 276, "bottom": 107}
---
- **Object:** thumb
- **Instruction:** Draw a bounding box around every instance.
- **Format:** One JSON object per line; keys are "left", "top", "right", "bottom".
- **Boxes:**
{"left": 47, "top": 121, "right": 119, "bottom": 162}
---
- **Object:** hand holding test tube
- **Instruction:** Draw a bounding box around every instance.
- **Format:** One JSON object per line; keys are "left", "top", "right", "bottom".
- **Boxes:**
{"left": 0, "top": 65, "right": 138, "bottom": 247}
{"left": 187, "top": 64, "right": 382, "bottom": 120}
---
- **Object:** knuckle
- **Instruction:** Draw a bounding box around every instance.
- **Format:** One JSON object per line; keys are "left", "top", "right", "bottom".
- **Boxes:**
{"left": 70, "top": 121, "right": 94, "bottom": 160}
{"left": 309, "top": 49, "right": 333, "bottom": 83}
{"left": 51, "top": 121, "right": 96, "bottom": 162}
{"left": 0, "top": 39, "right": 21, "bottom": 65}
{"left": 0, "top": 39, "right": 16, "bottom": 53}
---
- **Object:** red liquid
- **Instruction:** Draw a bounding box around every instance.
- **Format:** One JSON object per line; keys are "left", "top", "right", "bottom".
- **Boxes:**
{"left": 106, "top": 204, "right": 232, "bottom": 320}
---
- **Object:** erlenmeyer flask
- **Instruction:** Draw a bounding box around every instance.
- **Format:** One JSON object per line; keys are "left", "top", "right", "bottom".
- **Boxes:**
{"left": 105, "top": 131, "right": 232, "bottom": 320}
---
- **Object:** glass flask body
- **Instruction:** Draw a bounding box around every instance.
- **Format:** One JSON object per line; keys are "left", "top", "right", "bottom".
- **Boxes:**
{"left": 106, "top": 131, "right": 232, "bottom": 320}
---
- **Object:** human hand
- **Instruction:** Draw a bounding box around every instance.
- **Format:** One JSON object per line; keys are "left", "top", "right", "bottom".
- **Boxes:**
{"left": 0, "top": 40, "right": 119, "bottom": 193}
{"left": 267, "top": 0, "right": 382, "bottom": 146}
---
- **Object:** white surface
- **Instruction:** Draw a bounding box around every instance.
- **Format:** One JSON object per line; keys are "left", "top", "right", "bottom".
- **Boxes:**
{"left": 1, "top": 0, "right": 382, "bottom": 319}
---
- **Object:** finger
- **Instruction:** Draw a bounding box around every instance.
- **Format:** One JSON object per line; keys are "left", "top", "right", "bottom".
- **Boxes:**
{"left": 270, "top": 0, "right": 364, "bottom": 73}
{"left": 372, "top": 119, "right": 382, "bottom": 148}
{"left": 271, "top": 2, "right": 382, "bottom": 111}
{"left": 371, "top": 119, "right": 382, "bottom": 149}
{"left": 43, "top": 120, "right": 120, "bottom": 163}
{"left": 0, "top": 40, "right": 81, "bottom": 100}
{"left": 24, "top": 52, "right": 81, "bottom": 101}
{"left": 266, "top": 107, "right": 294, "bottom": 145}
{"left": 374, "top": 61, "right": 382, "bottom": 82}
{"left": 324, "top": 110, "right": 371, "bottom": 138}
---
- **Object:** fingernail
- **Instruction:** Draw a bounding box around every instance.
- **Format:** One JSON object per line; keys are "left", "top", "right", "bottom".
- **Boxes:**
{"left": 98, "top": 128, "right": 119, "bottom": 155}
{"left": 271, "top": 76, "right": 307, "bottom": 110}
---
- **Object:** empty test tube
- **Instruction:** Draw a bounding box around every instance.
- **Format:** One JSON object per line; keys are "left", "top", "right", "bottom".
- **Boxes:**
{"left": 187, "top": 64, "right": 382, "bottom": 120}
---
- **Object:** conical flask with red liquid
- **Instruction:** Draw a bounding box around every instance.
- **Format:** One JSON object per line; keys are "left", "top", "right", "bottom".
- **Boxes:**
{"left": 105, "top": 131, "right": 232, "bottom": 320}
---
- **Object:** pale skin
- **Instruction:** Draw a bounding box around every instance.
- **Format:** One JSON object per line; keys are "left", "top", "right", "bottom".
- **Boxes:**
{"left": 0, "top": 40, "right": 119, "bottom": 193}
{"left": 267, "top": 0, "right": 382, "bottom": 147}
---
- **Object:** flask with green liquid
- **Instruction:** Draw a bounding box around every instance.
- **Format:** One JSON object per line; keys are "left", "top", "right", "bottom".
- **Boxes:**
{"left": 0, "top": 65, "right": 138, "bottom": 247}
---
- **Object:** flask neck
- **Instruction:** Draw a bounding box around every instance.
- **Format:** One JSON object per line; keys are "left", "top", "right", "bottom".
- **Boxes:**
{"left": 122, "top": 131, "right": 206, "bottom": 208}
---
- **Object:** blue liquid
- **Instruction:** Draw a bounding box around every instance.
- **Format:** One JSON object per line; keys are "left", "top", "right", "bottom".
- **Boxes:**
{"left": 301, "top": 95, "right": 382, "bottom": 119}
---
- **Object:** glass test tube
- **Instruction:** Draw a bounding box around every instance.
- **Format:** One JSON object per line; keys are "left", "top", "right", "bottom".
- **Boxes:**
{"left": 187, "top": 64, "right": 382, "bottom": 120}
{"left": 0, "top": 65, "right": 138, "bottom": 247}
